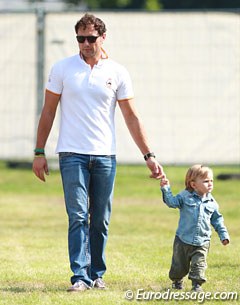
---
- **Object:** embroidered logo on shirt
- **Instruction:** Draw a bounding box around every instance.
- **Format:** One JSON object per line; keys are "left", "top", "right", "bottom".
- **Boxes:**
{"left": 106, "top": 78, "right": 112, "bottom": 89}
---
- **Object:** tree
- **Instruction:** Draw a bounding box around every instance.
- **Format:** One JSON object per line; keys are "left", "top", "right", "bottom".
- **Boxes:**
{"left": 69, "top": 0, "right": 132, "bottom": 9}
{"left": 161, "top": 0, "right": 240, "bottom": 9}
{"left": 126, "top": 0, "right": 162, "bottom": 10}
{"left": 62, "top": 0, "right": 163, "bottom": 10}
{"left": 29, "top": 0, "right": 240, "bottom": 9}
{"left": 145, "top": 0, "right": 162, "bottom": 10}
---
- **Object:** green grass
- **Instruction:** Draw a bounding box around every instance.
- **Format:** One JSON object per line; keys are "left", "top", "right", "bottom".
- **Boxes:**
{"left": 0, "top": 162, "right": 239, "bottom": 304}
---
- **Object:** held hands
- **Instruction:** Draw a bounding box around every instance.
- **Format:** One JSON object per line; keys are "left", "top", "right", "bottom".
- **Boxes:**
{"left": 160, "top": 175, "right": 169, "bottom": 187}
{"left": 32, "top": 157, "right": 49, "bottom": 182}
{"left": 144, "top": 154, "right": 168, "bottom": 185}
{"left": 146, "top": 157, "right": 165, "bottom": 179}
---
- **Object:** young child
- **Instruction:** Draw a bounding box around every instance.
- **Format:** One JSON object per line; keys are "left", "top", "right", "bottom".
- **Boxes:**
{"left": 160, "top": 164, "right": 230, "bottom": 292}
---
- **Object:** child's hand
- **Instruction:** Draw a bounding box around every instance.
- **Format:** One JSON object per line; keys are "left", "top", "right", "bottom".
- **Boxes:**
{"left": 160, "top": 176, "right": 169, "bottom": 187}
{"left": 222, "top": 239, "right": 229, "bottom": 246}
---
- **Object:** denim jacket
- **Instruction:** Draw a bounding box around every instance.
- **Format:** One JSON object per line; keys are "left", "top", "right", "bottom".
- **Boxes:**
{"left": 161, "top": 185, "right": 230, "bottom": 246}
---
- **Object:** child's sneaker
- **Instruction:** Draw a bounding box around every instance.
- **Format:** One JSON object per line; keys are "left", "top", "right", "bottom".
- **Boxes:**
{"left": 191, "top": 282, "right": 203, "bottom": 292}
{"left": 172, "top": 280, "right": 183, "bottom": 290}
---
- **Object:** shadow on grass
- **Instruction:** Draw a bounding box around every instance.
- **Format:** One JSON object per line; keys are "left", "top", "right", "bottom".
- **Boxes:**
{"left": 0, "top": 285, "right": 67, "bottom": 293}
{"left": 210, "top": 262, "right": 239, "bottom": 268}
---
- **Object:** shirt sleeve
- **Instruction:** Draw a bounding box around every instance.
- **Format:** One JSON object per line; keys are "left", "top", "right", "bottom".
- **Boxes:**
{"left": 46, "top": 61, "right": 63, "bottom": 95}
{"left": 211, "top": 205, "right": 230, "bottom": 242}
{"left": 161, "top": 185, "right": 183, "bottom": 209}
{"left": 116, "top": 66, "right": 134, "bottom": 101}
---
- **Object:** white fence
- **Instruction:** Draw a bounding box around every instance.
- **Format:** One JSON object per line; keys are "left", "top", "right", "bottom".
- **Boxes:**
{"left": 0, "top": 11, "right": 239, "bottom": 164}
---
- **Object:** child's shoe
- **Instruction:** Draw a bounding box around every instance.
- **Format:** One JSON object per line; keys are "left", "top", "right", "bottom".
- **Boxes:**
{"left": 191, "top": 282, "right": 203, "bottom": 292}
{"left": 172, "top": 280, "right": 183, "bottom": 290}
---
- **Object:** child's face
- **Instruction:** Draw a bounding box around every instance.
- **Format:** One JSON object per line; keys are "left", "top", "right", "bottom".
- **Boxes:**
{"left": 190, "top": 173, "right": 213, "bottom": 197}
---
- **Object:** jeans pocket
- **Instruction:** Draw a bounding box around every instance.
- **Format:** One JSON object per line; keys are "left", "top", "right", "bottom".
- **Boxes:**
{"left": 59, "top": 152, "right": 75, "bottom": 160}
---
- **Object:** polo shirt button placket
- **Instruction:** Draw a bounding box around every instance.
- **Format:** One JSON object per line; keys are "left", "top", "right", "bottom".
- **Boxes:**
{"left": 88, "top": 70, "right": 94, "bottom": 88}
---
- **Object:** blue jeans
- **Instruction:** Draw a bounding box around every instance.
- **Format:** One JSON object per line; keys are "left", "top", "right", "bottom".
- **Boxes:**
{"left": 59, "top": 153, "right": 116, "bottom": 287}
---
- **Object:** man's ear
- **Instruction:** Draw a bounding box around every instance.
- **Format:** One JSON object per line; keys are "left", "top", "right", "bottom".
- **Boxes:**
{"left": 102, "top": 33, "right": 106, "bottom": 41}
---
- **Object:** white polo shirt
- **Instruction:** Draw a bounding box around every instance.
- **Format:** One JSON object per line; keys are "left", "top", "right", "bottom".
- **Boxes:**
{"left": 46, "top": 53, "right": 134, "bottom": 155}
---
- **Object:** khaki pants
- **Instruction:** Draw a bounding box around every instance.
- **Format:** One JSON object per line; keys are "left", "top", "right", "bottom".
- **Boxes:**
{"left": 169, "top": 235, "right": 210, "bottom": 284}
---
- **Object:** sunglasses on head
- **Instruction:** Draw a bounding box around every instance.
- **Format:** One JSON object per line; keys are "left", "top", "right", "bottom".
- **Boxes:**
{"left": 76, "top": 35, "right": 99, "bottom": 43}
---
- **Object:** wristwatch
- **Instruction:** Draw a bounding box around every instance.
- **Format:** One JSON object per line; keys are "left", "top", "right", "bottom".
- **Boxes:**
{"left": 144, "top": 152, "right": 156, "bottom": 161}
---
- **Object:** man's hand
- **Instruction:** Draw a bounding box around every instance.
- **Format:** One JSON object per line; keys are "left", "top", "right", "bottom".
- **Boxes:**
{"left": 146, "top": 157, "right": 165, "bottom": 179}
{"left": 32, "top": 157, "right": 49, "bottom": 182}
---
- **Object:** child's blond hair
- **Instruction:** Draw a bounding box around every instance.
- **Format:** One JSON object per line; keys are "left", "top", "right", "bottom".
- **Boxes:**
{"left": 185, "top": 164, "right": 213, "bottom": 192}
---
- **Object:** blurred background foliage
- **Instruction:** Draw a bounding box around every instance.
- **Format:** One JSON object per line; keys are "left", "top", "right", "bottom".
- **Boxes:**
{"left": 28, "top": 0, "right": 240, "bottom": 10}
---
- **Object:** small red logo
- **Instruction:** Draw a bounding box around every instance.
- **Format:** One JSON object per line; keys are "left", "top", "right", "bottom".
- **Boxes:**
{"left": 106, "top": 78, "right": 112, "bottom": 88}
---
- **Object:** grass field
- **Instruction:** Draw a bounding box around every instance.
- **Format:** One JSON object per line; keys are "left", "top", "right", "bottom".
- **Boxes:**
{"left": 0, "top": 162, "right": 239, "bottom": 304}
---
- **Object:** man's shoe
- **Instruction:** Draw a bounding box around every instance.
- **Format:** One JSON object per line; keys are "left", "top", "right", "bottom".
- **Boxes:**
{"left": 172, "top": 280, "right": 183, "bottom": 290}
{"left": 93, "top": 278, "right": 106, "bottom": 289}
{"left": 67, "top": 280, "right": 90, "bottom": 292}
{"left": 191, "top": 283, "right": 203, "bottom": 292}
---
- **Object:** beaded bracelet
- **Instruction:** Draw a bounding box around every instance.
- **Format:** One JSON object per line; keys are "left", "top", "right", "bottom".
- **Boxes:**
{"left": 34, "top": 148, "right": 45, "bottom": 153}
{"left": 34, "top": 148, "right": 45, "bottom": 156}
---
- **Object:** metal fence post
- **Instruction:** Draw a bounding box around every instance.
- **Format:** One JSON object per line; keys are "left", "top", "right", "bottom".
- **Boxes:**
{"left": 36, "top": 7, "right": 45, "bottom": 119}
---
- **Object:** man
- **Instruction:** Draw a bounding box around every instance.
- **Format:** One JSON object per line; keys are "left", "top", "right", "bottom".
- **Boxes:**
{"left": 32, "top": 13, "right": 164, "bottom": 292}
